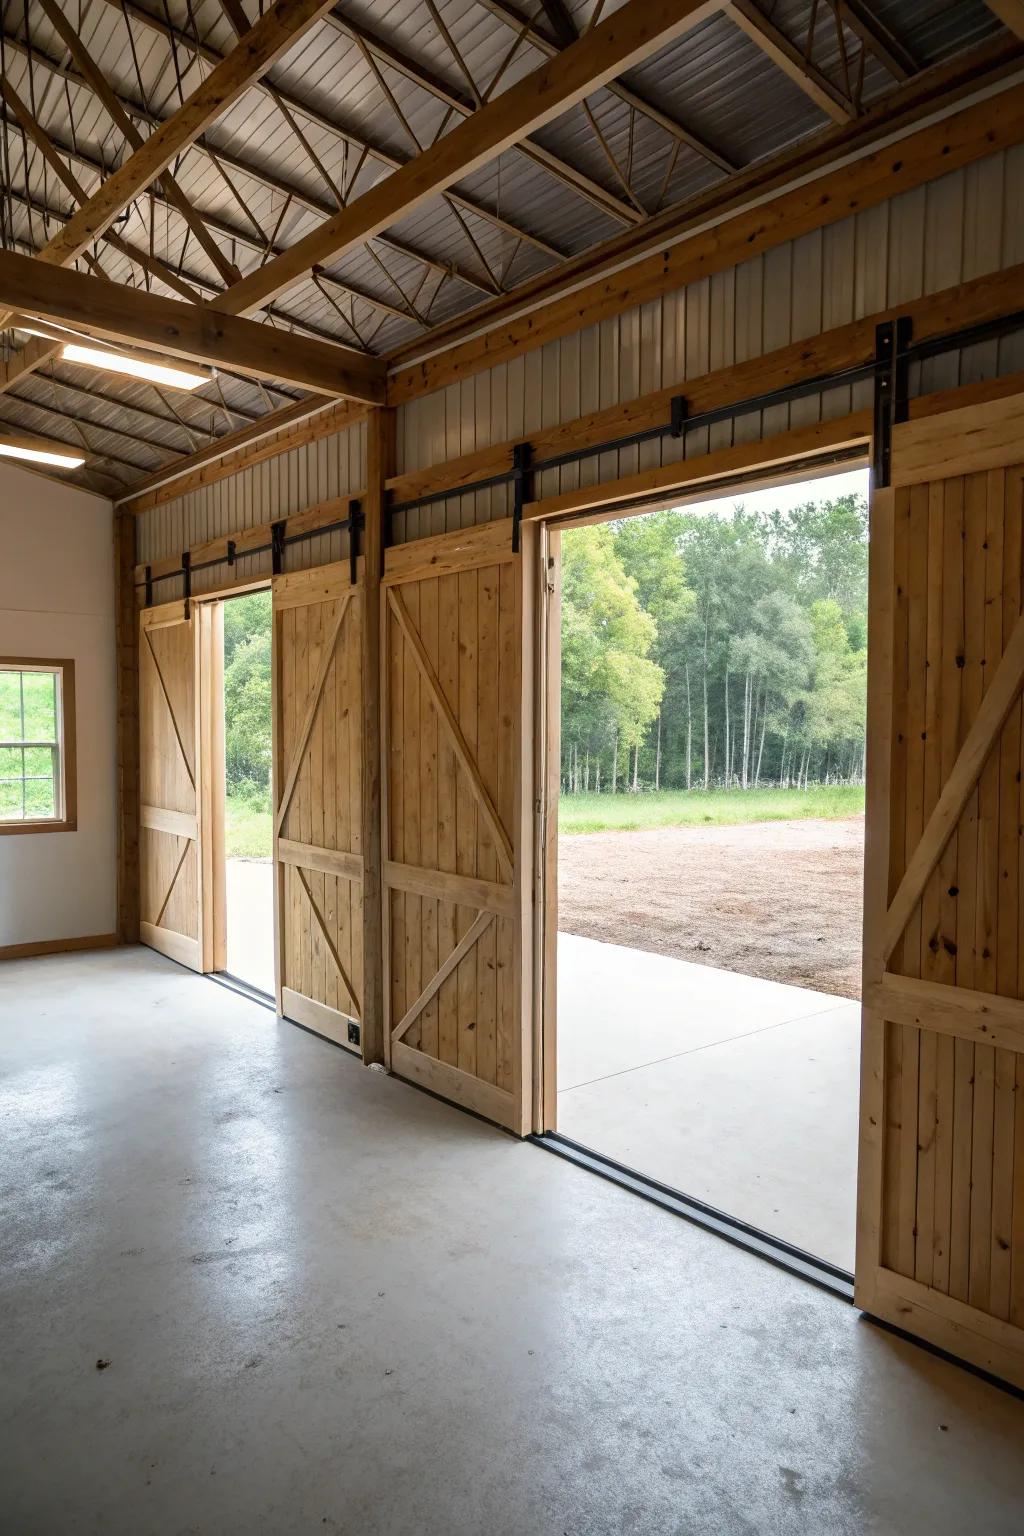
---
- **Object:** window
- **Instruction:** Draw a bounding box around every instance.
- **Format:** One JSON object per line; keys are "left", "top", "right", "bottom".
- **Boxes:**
{"left": 0, "top": 659, "right": 76, "bottom": 834}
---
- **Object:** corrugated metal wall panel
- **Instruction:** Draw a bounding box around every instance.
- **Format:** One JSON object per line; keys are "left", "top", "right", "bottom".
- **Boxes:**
{"left": 136, "top": 147, "right": 1024, "bottom": 569}
{"left": 391, "top": 146, "right": 1024, "bottom": 536}
{"left": 135, "top": 421, "right": 366, "bottom": 602}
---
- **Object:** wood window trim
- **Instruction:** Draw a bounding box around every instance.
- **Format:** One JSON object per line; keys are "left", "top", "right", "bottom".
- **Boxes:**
{"left": 0, "top": 657, "right": 77, "bottom": 835}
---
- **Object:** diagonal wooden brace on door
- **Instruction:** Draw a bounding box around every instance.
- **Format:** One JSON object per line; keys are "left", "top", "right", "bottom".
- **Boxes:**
{"left": 392, "top": 908, "right": 496, "bottom": 1043}
{"left": 144, "top": 628, "right": 196, "bottom": 790}
{"left": 275, "top": 590, "right": 354, "bottom": 836}
{"left": 294, "top": 864, "right": 362, "bottom": 1015}
{"left": 882, "top": 605, "right": 1024, "bottom": 962}
{"left": 386, "top": 586, "right": 514, "bottom": 882}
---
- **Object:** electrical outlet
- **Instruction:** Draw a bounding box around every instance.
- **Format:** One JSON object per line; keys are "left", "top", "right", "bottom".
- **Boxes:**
{"left": 347, "top": 1020, "right": 361, "bottom": 1048}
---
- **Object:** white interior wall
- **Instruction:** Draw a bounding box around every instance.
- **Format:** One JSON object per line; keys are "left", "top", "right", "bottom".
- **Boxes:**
{"left": 0, "top": 464, "right": 116, "bottom": 948}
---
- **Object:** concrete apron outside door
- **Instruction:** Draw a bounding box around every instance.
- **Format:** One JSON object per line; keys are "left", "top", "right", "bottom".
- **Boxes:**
{"left": 556, "top": 932, "right": 860, "bottom": 1272}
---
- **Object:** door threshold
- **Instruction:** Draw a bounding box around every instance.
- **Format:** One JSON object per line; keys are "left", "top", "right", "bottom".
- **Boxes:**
{"left": 533, "top": 1130, "right": 855, "bottom": 1302}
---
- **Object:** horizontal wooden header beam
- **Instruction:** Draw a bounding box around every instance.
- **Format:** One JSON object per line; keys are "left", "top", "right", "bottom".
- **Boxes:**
{"left": 385, "top": 260, "right": 1024, "bottom": 507}
{"left": 0, "top": 252, "right": 386, "bottom": 402}
{"left": 133, "top": 492, "right": 365, "bottom": 585}
{"left": 210, "top": 0, "right": 720, "bottom": 317}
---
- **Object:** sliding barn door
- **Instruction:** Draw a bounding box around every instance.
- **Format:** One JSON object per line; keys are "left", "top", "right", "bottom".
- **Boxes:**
{"left": 139, "top": 602, "right": 214, "bottom": 971}
{"left": 382, "top": 522, "right": 533, "bottom": 1133}
{"left": 858, "top": 391, "right": 1024, "bottom": 1389}
{"left": 273, "top": 564, "right": 363, "bottom": 1050}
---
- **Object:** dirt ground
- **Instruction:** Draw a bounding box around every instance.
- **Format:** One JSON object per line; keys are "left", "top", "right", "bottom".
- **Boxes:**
{"left": 557, "top": 816, "right": 865, "bottom": 999}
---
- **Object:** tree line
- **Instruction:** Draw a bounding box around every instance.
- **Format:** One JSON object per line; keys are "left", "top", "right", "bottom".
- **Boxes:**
{"left": 560, "top": 494, "right": 868, "bottom": 795}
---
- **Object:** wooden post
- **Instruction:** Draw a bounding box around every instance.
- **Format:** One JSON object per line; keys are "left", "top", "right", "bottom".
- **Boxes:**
{"left": 114, "top": 510, "right": 140, "bottom": 943}
{"left": 361, "top": 406, "right": 395, "bottom": 1064}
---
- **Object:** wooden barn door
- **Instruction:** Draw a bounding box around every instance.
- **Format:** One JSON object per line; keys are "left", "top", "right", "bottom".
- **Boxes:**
{"left": 139, "top": 601, "right": 215, "bottom": 971}
{"left": 273, "top": 563, "right": 363, "bottom": 1051}
{"left": 858, "top": 391, "right": 1024, "bottom": 1389}
{"left": 382, "top": 522, "right": 533, "bottom": 1133}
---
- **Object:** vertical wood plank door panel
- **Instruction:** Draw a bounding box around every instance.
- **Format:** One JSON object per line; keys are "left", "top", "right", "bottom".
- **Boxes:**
{"left": 382, "top": 521, "right": 533, "bottom": 1133}
{"left": 273, "top": 562, "right": 363, "bottom": 1052}
{"left": 857, "top": 393, "right": 1024, "bottom": 1390}
{"left": 138, "top": 602, "right": 206, "bottom": 971}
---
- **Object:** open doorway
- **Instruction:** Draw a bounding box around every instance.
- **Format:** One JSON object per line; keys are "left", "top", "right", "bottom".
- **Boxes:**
{"left": 549, "top": 466, "right": 869, "bottom": 1273}
{"left": 220, "top": 589, "right": 274, "bottom": 997}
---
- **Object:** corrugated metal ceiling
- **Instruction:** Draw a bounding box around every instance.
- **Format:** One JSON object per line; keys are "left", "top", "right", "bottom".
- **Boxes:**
{"left": 0, "top": 0, "right": 1009, "bottom": 495}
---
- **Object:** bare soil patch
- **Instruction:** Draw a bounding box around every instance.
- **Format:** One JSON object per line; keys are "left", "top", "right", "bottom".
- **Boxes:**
{"left": 558, "top": 816, "right": 864, "bottom": 999}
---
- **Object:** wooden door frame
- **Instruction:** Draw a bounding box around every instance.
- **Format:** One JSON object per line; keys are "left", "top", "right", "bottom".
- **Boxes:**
{"left": 528, "top": 434, "right": 872, "bottom": 1135}
{"left": 190, "top": 580, "right": 272, "bottom": 985}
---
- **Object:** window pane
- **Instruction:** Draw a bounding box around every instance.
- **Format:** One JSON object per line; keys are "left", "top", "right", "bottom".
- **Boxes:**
{"left": 0, "top": 744, "right": 22, "bottom": 778}
{"left": 0, "top": 672, "right": 21, "bottom": 740}
{"left": 23, "top": 778, "right": 55, "bottom": 819}
{"left": 23, "top": 744, "right": 55, "bottom": 779}
{"left": 0, "top": 780, "right": 22, "bottom": 820}
{"left": 21, "top": 671, "right": 58, "bottom": 742}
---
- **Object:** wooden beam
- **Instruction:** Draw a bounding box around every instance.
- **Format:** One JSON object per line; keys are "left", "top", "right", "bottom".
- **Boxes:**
{"left": 328, "top": 0, "right": 646, "bottom": 228}
{"left": 210, "top": 0, "right": 720, "bottom": 317}
{"left": 726, "top": 0, "right": 855, "bottom": 122}
{"left": 4, "top": 0, "right": 338, "bottom": 293}
{"left": 88, "top": 0, "right": 561, "bottom": 273}
{"left": 384, "top": 36, "right": 1020, "bottom": 382}
{"left": 118, "top": 255, "right": 1024, "bottom": 518}
{"left": 384, "top": 261, "right": 1024, "bottom": 503}
{"left": 986, "top": 1, "right": 1024, "bottom": 41}
{"left": 360, "top": 407, "right": 394, "bottom": 1067}
{"left": 35, "top": 0, "right": 243, "bottom": 288}
{"left": 477, "top": 0, "right": 736, "bottom": 172}
{"left": 0, "top": 252, "right": 386, "bottom": 402}
{"left": 387, "top": 75, "right": 1024, "bottom": 402}
{"left": 522, "top": 412, "right": 873, "bottom": 523}
{"left": 134, "top": 492, "right": 364, "bottom": 585}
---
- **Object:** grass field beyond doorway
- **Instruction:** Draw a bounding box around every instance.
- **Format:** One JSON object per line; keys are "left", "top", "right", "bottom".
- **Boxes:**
{"left": 559, "top": 784, "right": 864, "bottom": 834}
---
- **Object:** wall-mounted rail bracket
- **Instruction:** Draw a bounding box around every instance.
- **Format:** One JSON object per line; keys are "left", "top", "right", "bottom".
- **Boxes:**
{"left": 226, "top": 539, "right": 236, "bottom": 566}
{"left": 893, "top": 315, "right": 913, "bottom": 427}
{"left": 181, "top": 551, "right": 191, "bottom": 620}
{"left": 346, "top": 497, "right": 364, "bottom": 586}
{"left": 271, "top": 519, "right": 287, "bottom": 576}
{"left": 669, "top": 395, "right": 688, "bottom": 438}
{"left": 872, "top": 316, "right": 912, "bottom": 489}
{"left": 512, "top": 441, "right": 534, "bottom": 554}
{"left": 872, "top": 320, "right": 896, "bottom": 489}
{"left": 144, "top": 565, "right": 153, "bottom": 608}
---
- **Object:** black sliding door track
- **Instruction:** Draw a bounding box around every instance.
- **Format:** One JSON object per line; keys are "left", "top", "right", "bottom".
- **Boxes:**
{"left": 532, "top": 1130, "right": 855, "bottom": 1302}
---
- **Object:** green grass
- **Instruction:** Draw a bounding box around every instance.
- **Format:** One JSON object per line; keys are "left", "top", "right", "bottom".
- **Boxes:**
{"left": 225, "top": 793, "right": 272, "bottom": 859}
{"left": 224, "top": 784, "right": 863, "bottom": 852}
{"left": 558, "top": 784, "right": 865, "bottom": 834}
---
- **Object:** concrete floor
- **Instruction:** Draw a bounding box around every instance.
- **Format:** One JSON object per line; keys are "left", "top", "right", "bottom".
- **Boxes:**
{"left": 2, "top": 948, "right": 1024, "bottom": 1535}
{"left": 227, "top": 857, "right": 860, "bottom": 1268}
{"left": 558, "top": 934, "right": 860, "bottom": 1270}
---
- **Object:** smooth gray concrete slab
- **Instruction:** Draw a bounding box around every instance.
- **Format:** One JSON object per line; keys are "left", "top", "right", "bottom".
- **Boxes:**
{"left": 558, "top": 933, "right": 859, "bottom": 1269}
{"left": 2, "top": 947, "right": 1023, "bottom": 1536}
{"left": 225, "top": 858, "right": 274, "bottom": 996}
